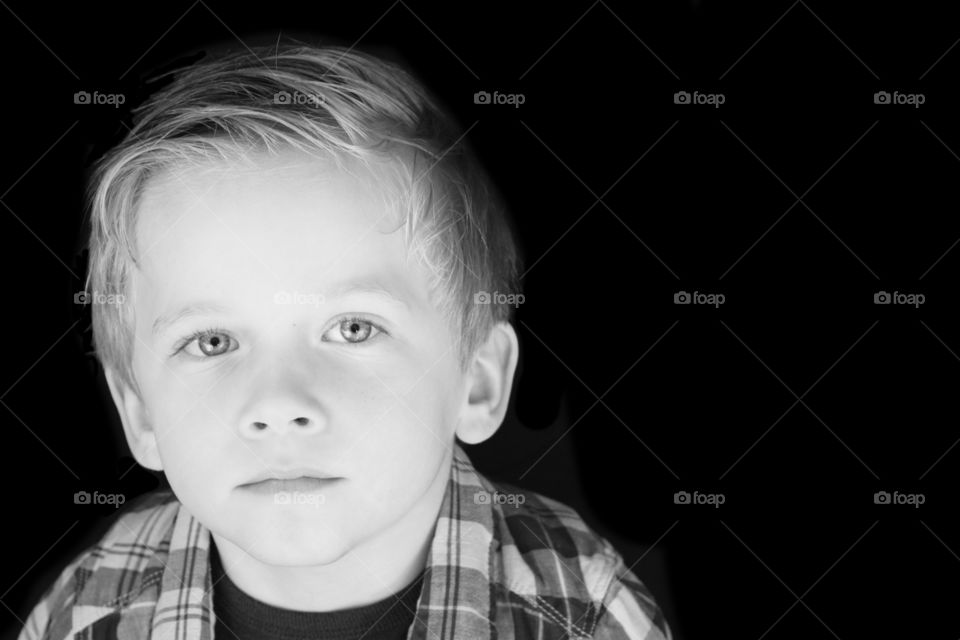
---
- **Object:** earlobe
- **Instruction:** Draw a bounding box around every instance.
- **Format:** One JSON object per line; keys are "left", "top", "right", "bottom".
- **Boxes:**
{"left": 455, "top": 322, "right": 520, "bottom": 445}
{"left": 103, "top": 368, "right": 163, "bottom": 471}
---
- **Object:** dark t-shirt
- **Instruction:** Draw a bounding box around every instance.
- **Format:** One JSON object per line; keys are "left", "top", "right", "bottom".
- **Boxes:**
{"left": 209, "top": 542, "right": 424, "bottom": 640}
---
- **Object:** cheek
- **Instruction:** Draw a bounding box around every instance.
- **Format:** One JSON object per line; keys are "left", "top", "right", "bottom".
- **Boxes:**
{"left": 153, "top": 410, "right": 221, "bottom": 477}
{"left": 143, "top": 382, "right": 232, "bottom": 472}
{"left": 353, "top": 369, "right": 460, "bottom": 476}
{"left": 360, "top": 362, "right": 460, "bottom": 437}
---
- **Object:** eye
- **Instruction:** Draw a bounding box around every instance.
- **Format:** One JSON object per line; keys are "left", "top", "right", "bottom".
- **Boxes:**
{"left": 177, "top": 328, "right": 238, "bottom": 358}
{"left": 324, "top": 317, "right": 386, "bottom": 345}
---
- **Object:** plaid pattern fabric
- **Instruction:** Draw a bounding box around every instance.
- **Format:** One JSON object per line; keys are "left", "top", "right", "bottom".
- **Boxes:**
{"left": 20, "top": 445, "right": 672, "bottom": 639}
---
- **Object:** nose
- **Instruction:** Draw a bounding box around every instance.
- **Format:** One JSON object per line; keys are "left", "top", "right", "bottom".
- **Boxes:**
{"left": 236, "top": 374, "right": 328, "bottom": 439}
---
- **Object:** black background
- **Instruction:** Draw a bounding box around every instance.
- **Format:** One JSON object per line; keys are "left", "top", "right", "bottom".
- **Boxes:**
{"left": 2, "top": 1, "right": 960, "bottom": 638}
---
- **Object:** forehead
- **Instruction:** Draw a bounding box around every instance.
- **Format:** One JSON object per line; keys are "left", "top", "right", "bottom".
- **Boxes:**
{"left": 132, "top": 148, "right": 426, "bottom": 309}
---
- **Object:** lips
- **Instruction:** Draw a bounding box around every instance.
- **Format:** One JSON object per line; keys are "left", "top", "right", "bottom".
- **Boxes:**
{"left": 239, "top": 467, "right": 343, "bottom": 494}
{"left": 241, "top": 477, "right": 342, "bottom": 494}
{"left": 242, "top": 466, "right": 339, "bottom": 484}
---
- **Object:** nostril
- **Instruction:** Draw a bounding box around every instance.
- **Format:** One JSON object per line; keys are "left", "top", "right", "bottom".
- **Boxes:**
{"left": 247, "top": 418, "right": 313, "bottom": 432}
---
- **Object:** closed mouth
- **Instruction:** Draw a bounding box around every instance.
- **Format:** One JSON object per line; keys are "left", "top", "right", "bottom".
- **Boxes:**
{"left": 240, "top": 476, "right": 343, "bottom": 494}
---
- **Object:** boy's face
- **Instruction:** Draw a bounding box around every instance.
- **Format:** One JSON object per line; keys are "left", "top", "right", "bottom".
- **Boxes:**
{"left": 117, "top": 148, "right": 475, "bottom": 566}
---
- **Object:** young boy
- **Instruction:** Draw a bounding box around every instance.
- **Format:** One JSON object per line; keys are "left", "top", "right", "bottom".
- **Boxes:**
{"left": 20, "top": 43, "right": 672, "bottom": 640}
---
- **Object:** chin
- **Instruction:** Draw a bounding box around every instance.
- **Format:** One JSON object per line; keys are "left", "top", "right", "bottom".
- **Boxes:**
{"left": 212, "top": 507, "right": 349, "bottom": 561}
{"left": 243, "top": 527, "right": 351, "bottom": 567}
{"left": 256, "top": 545, "right": 349, "bottom": 567}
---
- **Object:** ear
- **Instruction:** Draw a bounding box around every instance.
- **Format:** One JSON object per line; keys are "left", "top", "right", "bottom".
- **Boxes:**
{"left": 455, "top": 321, "right": 520, "bottom": 445}
{"left": 103, "top": 368, "right": 163, "bottom": 471}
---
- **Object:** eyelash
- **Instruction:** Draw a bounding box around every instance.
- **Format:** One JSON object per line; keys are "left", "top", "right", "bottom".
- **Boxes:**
{"left": 171, "top": 316, "right": 388, "bottom": 358}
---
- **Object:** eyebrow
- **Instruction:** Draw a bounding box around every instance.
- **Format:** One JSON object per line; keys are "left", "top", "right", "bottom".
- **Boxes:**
{"left": 152, "top": 302, "right": 229, "bottom": 337}
{"left": 151, "top": 280, "right": 411, "bottom": 337}
{"left": 328, "top": 280, "right": 411, "bottom": 310}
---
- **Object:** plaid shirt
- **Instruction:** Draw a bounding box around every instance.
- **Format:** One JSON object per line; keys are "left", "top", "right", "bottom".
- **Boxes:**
{"left": 20, "top": 445, "right": 672, "bottom": 640}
